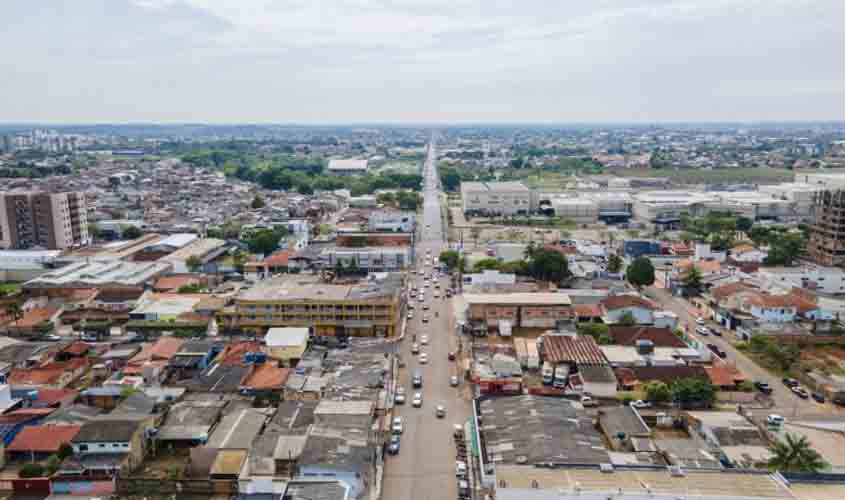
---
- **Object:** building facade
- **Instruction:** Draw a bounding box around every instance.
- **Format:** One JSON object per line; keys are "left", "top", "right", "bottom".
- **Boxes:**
{"left": 808, "top": 189, "right": 845, "bottom": 267}
{"left": 0, "top": 191, "right": 89, "bottom": 250}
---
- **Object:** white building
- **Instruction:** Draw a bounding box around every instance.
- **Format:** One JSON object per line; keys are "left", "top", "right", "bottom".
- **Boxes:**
{"left": 758, "top": 265, "right": 845, "bottom": 296}
{"left": 0, "top": 249, "right": 62, "bottom": 281}
{"left": 367, "top": 211, "right": 415, "bottom": 232}
{"left": 461, "top": 181, "right": 532, "bottom": 215}
{"left": 327, "top": 158, "right": 368, "bottom": 175}
{"left": 318, "top": 246, "right": 411, "bottom": 271}
{"left": 462, "top": 270, "right": 516, "bottom": 290}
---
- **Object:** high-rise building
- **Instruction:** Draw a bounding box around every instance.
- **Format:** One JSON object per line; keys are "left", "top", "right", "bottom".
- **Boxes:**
{"left": 0, "top": 191, "right": 90, "bottom": 250}
{"left": 808, "top": 189, "right": 845, "bottom": 267}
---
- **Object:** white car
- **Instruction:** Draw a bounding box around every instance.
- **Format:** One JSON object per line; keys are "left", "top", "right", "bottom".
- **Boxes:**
{"left": 436, "top": 405, "right": 446, "bottom": 418}
{"left": 423, "top": 304, "right": 430, "bottom": 310}
{"left": 394, "top": 391, "right": 406, "bottom": 404}
{"left": 392, "top": 416, "right": 404, "bottom": 434}
{"left": 450, "top": 375, "right": 459, "bottom": 387}
{"left": 411, "top": 343, "right": 420, "bottom": 354}
{"left": 422, "top": 316, "right": 429, "bottom": 323}
{"left": 407, "top": 312, "right": 413, "bottom": 320}
{"left": 412, "top": 393, "right": 423, "bottom": 407}
{"left": 420, "top": 353, "right": 429, "bottom": 364}
{"left": 420, "top": 335, "right": 429, "bottom": 345}
{"left": 695, "top": 317, "right": 705, "bottom": 325}
{"left": 418, "top": 296, "right": 425, "bottom": 302}
{"left": 630, "top": 400, "right": 652, "bottom": 409}
{"left": 695, "top": 326, "right": 710, "bottom": 336}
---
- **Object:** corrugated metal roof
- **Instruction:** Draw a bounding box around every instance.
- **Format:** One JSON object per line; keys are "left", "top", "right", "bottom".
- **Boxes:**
{"left": 543, "top": 335, "right": 607, "bottom": 365}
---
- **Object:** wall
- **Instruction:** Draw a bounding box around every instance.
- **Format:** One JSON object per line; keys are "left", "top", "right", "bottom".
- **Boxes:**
{"left": 605, "top": 307, "right": 654, "bottom": 325}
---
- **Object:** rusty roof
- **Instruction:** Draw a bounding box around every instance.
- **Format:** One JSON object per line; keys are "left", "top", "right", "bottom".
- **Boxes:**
{"left": 543, "top": 335, "right": 607, "bottom": 365}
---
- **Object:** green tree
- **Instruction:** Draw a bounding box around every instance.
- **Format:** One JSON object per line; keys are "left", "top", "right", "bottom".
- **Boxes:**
{"left": 643, "top": 381, "right": 672, "bottom": 403}
{"left": 231, "top": 250, "right": 249, "bottom": 273}
{"left": 121, "top": 225, "right": 143, "bottom": 240}
{"left": 525, "top": 247, "right": 570, "bottom": 284}
{"left": 618, "top": 311, "right": 637, "bottom": 326}
{"left": 45, "top": 454, "right": 61, "bottom": 475}
{"left": 764, "top": 233, "right": 805, "bottom": 266}
{"left": 768, "top": 433, "right": 828, "bottom": 473}
{"left": 681, "top": 267, "right": 703, "bottom": 296}
{"left": 177, "top": 283, "right": 202, "bottom": 294}
{"left": 671, "top": 377, "right": 717, "bottom": 409}
{"left": 439, "top": 250, "right": 460, "bottom": 270}
{"left": 473, "top": 258, "right": 501, "bottom": 273}
{"left": 19, "top": 463, "right": 45, "bottom": 478}
{"left": 607, "top": 254, "right": 623, "bottom": 274}
{"left": 185, "top": 255, "right": 203, "bottom": 273}
{"left": 577, "top": 323, "right": 611, "bottom": 344}
{"left": 88, "top": 223, "right": 102, "bottom": 240}
{"left": 247, "top": 228, "right": 288, "bottom": 256}
{"left": 251, "top": 194, "right": 266, "bottom": 209}
{"left": 626, "top": 257, "right": 655, "bottom": 288}
{"left": 736, "top": 216, "right": 753, "bottom": 233}
{"left": 5, "top": 302, "right": 23, "bottom": 325}
{"left": 57, "top": 442, "right": 74, "bottom": 460}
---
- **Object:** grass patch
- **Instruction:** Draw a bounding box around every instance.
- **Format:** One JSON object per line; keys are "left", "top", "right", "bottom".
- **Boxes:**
{"left": 0, "top": 282, "right": 21, "bottom": 296}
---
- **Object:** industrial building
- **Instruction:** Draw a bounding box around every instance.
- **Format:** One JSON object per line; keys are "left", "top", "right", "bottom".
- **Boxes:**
{"left": 461, "top": 181, "right": 532, "bottom": 215}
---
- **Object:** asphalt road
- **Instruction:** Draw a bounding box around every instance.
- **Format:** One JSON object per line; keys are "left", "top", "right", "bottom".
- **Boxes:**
{"left": 382, "top": 139, "right": 471, "bottom": 500}
{"left": 646, "top": 285, "right": 843, "bottom": 417}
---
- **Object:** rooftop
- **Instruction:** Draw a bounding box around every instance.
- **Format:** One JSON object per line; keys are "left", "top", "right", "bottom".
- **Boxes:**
{"left": 543, "top": 335, "right": 607, "bottom": 365}
{"left": 464, "top": 293, "right": 572, "bottom": 306}
{"left": 25, "top": 260, "right": 172, "bottom": 288}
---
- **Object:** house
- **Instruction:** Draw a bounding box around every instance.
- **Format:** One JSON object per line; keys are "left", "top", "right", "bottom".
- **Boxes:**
{"left": 613, "top": 365, "right": 708, "bottom": 390}
{"left": 601, "top": 295, "right": 657, "bottom": 325}
{"left": 730, "top": 244, "right": 767, "bottom": 264}
{"left": 240, "top": 363, "right": 292, "bottom": 397}
{"left": 244, "top": 251, "right": 291, "bottom": 280}
{"left": 70, "top": 418, "right": 149, "bottom": 474}
{"left": 123, "top": 337, "right": 185, "bottom": 380}
{"left": 702, "top": 364, "right": 746, "bottom": 390}
{"left": 608, "top": 326, "right": 687, "bottom": 348}
{"left": 328, "top": 159, "right": 368, "bottom": 175}
{"left": 156, "top": 399, "right": 226, "bottom": 448}
{"left": 687, "top": 411, "right": 770, "bottom": 468}
{"left": 206, "top": 408, "right": 267, "bottom": 450}
{"left": 8, "top": 358, "right": 89, "bottom": 388}
{"left": 152, "top": 274, "right": 206, "bottom": 293}
{"left": 264, "top": 327, "right": 309, "bottom": 365}
{"left": 6, "top": 424, "right": 80, "bottom": 462}
{"left": 597, "top": 406, "right": 651, "bottom": 450}
{"left": 168, "top": 340, "right": 221, "bottom": 380}
{"left": 740, "top": 293, "right": 798, "bottom": 323}
{"left": 569, "top": 364, "right": 618, "bottom": 398}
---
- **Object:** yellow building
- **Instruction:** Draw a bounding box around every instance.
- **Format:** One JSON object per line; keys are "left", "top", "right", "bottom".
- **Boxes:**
{"left": 217, "top": 274, "right": 404, "bottom": 338}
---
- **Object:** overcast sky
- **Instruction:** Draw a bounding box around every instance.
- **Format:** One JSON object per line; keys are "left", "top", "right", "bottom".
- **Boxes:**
{"left": 2, "top": 0, "right": 844, "bottom": 123}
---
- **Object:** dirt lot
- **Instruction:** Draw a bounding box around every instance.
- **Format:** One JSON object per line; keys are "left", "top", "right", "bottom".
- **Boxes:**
{"left": 800, "top": 345, "right": 845, "bottom": 376}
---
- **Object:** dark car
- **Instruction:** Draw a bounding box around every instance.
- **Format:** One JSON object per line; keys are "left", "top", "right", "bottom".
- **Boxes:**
{"left": 812, "top": 392, "right": 826, "bottom": 403}
{"left": 755, "top": 381, "right": 773, "bottom": 395}
{"left": 387, "top": 435, "right": 401, "bottom": 455}
{"left": 412, "top": 371, "right": 423, "bottom": 388}
{"left": 448, "top": 352, "right": 456, "bottom": 361}
{"left": 782, "top": 377, "right": 799, "bottom": 388}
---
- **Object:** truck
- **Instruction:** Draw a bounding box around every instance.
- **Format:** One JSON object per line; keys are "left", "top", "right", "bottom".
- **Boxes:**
{"left": 553, "top": 364, "right": 570, "bottom": 389}
{"left": 542, "top": 361, "right": 554, "bottom": 385}
{"left": 525, "top": 339, "right": 540, "bottom": 370}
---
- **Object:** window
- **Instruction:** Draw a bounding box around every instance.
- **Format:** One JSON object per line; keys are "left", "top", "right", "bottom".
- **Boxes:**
{"left": 99, "top": 444, "right": 106, "bottom": 448}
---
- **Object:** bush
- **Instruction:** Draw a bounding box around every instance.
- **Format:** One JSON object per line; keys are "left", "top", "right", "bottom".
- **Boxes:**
{"left": 19, "top": 463, "right": 45, "bottom": 478}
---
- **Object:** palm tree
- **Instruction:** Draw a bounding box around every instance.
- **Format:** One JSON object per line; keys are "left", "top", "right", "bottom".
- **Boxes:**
{"left": 5, "top": 303, "right": 22, "bottom": 326}
{"left": 767, "top": 433, "right": 827, "bottom": 473}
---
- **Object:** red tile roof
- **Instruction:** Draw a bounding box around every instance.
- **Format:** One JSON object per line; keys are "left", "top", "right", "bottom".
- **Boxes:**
{"left": 744, "top": 293, "right": 798, "bottom": 309}
{"left": 8, "top": 359, "right": 89, "bottom": 386}
{"left": 609, "top": 326, "right": 687, "bottom": 348}
{"left": 241, "top": 363, "right": 291, "bottom": 390}
{"left": 128, "top": 337, "right": 185, "bottom": 366}
{"left": 263, "top": 251, "right": 290, "bottom": 267}
{"left": 154, "top": 275, "right": 201, "bottom": 292}
{"left": 543, "top": 335, "right": 607, "bottom": 365}
{"left": 31, "top": 388, "right": 78, "bottom": 407}
{"left": 703, "top": 364, "right": 746, "bottom": 387}
{"left": 711, "top": 282, "right": 754, "bottom": 301}
{"left": 7, "top": 425, "right": 81, "bottom": 453}
{"left": 219, "top": 341, "right": 263, "bottom": 365}
{"left": 572, "top": 304, "right": 602, "bottom": 318}
{"left": 601, "top": 295, "right": 657, "bottom": 311}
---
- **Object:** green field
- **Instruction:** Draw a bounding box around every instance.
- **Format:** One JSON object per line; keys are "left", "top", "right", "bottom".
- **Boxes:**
{"left": 604, "top": 166, "right": 794, "bottom": 184}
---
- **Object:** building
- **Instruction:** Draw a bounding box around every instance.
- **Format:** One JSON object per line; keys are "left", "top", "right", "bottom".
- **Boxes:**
{"left": 24, "top": 260, "right": 172, "bottom": 296}
{"left": 809, "top": 189, "right": 845, "bottom": 267}
{"left": 219, "top": 274, "right": 404, "bottom": 337}
{"left": 0, "top": 249, "right": 62, "bottom": 281}
{"left": 461, "top": 181, "right": 532, "bottom": 215}
{"left": 463, "top": 293, "right": 572, "bottom": 335}
{"left": 759, "top": 265, "right": 845, "bottom": 295}
{"left": 69, "top": 418, "right": 150, "bottom": 474}
{"left": 366, "top": 211, "right": 415, "bottom": 232}
{"left": 327, "top": 159, "right": 368, "bottom": 175}
{"left": 317, "top": 246, "right": 411, "bottom": 272}
{"left": 264, "top": 327, "right": 310, "bottom": 363}
{"left": 601, "top": 295, "right": 658, "bottom": 325}
{"left": 0, "top": 191, "right": 89, "bottom": 250}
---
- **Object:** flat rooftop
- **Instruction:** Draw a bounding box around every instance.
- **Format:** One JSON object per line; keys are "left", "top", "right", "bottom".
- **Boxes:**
{"left": 464, "top": 293, "right": 572, "bottom": 306}
{"left": 238, "top": 274, "right": 402, "bottom": 302}
{"left": 25, "top": 260, "right": 172, "bottom": 287}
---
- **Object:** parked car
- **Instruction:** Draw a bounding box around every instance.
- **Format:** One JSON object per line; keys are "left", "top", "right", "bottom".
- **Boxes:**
{"left": 436, "top": 404, "right": 446, "bottom": 418}
{"left": 630, "top": 400, "right": 652, "bottom": 409}
{"left": 448, "top": 351, "right": 456, "bottom": 361}
{"left": 420, "top": 335, "right": 429, "bottom": 345}
{"left": 395, "top": 388, "right": 406, "bottom": 404}
{"left": 695, "top": 318, "right": 705, "bottom": 325}
{"left": 392, "top": 416, "right": 403, "bottom": 434}
{"left": 695, "top": 327, "right": 710, "bottom": 336}
{"left": 450, "top": 375, "right": 459, "bottom": 387}
{"left": 812, "top": 392, "right": 826, "bottom": 403}
{"left": 580, "top": 395, "right": 598, "bottom": 407}
{"left": 782, "top": 377, "right": 799, "bottom": 388}
{"left": 755, "top": 381, "right": 773, "bottom": 394}
{"left": 422, "top": 316, "right": 429, "bottom": 323}
{"left": 412, "top": 372, "right": 423, "bottom": 388}
{"left": 792, "top": 386, "right": 810, "bottom": 399}
{"left": 411, "top": 343, "right": 420, "bottom": 355}
{"left": 419, "top": 353, "right": 429, "bottom": 364}
{"left": 387, "top": 434, "right": 401, "bottom": 455}
{"left": 412, "top": 392, "right": 423, "bottom": 407}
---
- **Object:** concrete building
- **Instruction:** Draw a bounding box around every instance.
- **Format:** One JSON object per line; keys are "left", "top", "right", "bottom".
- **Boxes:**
{"left": 464, "top": 293, "right": 572, "bottom": 334}
{"left": 0, "top": 249, "right": 62, "bottom": 281}
{"left": 317, "top": 246, "right": 411, "bottom": 271}
{"left": 327, "top": 159, "right": 368, "bottom": 175}
{"left": 0, "top": 191, "right": 89, "bottom": 250}
{"left": 461, "top": 181, "right": 532, "bottom": 215}
{"left": 808, "top": 189, "right": 845, "bottom": 267}
{"left": 219, "top": 273, "right": 404, "bottom": 337}
{"left": 366, "top": 211, "right": 415, "bottom": 232}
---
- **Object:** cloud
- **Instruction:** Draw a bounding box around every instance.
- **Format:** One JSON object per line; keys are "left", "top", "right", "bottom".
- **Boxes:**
{"left": 1, "top": 0, "right": 844, "bottom": 122}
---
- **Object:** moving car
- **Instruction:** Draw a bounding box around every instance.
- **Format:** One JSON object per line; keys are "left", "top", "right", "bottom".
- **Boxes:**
{"left": 387, "top": 434, "right": 401, "bottom": 455}
{"left": 420, "top": 335, "right": 429, "bottom": 345}
{"left": 411, "top": 343, "right": 420, "bottom": 355}
{"left": 812, "top": 392, "right": 826, "bottom": 403}
{"left": 436, "top": 404, "right": 446, "bottom": 418}
{"left": 450, "top": 375, "right": 459, "bottom": 387}
{"left": 791, "top": 386, "right": 810, "bottom": 399}
{"left": 412, "top": 392, "right": 423, "bottom": 407}
{"left": 580, "top": 395, "right": 598, "bottom": 407}
{"left": 630, "top": 400, "right": 652, "bottom": 409}
{"left": 419, "top": 353, "right": 429, "bottom": 364}
{"left": 755, "top": 381, "right": 773, "bottom": 395}
{"left": 394, "top": 387, "right": 406, "bottom": 404}
{"left": 695, "top": 326, "right": 710, "bottom": 336}
{"left": 782, "top": 377, "right": 799, "bottom": 388}
{"left": 412, "top": 371, "right": 423, "bottom": 388}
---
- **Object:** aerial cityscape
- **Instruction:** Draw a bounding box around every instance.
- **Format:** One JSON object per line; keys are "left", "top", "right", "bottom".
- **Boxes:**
{"left": 3, "top": 1, "right": 845, "bottom": 500}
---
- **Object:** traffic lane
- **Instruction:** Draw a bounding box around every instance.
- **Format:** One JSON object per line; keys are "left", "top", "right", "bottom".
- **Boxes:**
{"left": 647, "top": 286, "right": 802, "bottom": 411}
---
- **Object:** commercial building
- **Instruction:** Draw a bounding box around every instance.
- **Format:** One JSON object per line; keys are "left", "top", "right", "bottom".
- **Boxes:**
{"left": 808, "top": 189, "right": 845, "bottom": 267}
{"left": 327, "top": 159, "right": 368, "bottom": 175}
{"left": 23, "top": 260, "right": 172, "bottom": 295}
{"left": 219, "top": 274, "right": 404, "bottom": 337}
{"left": 463, "top": 293, "right": 572, "bottom": 335}
{"left": 0, "top": 191, "right": 89, "bottom": 250}
{"left": 461, "top": 181, "right": 532, "bottom": 215}
{"left": 366, "top": 211, "right": 415, "bottom": 232}
{"left": 317, "top": 246, "right": 411, "bottom": 272}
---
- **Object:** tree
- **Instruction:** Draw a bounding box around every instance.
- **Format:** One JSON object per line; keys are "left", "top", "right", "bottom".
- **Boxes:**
{"left": 177, "top": 283, "right": 202, "bottom": 294}
{"left": 231, "top": 250, "right": 249, "bottom": 273}
{"left": 607, "top": 254, "right": 623, "bottom": 274}
{"left": 57, "top": 442, "right": 74, "bottom": 460}
{"left": 643, "top": 381, "right": 672, "bottom": 403}
{"left": 764, "top": 232, "right": 805, "bottom": 266}
{"left": 250, "top": 194, "right": 265, "bottom": 209}
{"left": 185, "top": 255, "right": 203, "bottom": 273}
{"left": 473, "top": 258, "right": 501, "bottom": 273}
{"left": 671, "top": 377, "right": 717, "bottom": 409}
{"left": 525, "top": 247, "right": 570, "bottom": 284}
{"left": 736, "top": 216, "right": 753, "bottom": 233}
{"left": 768, "top": 433, "right": 828, "bottom": 473}
{"left": 617, "top": 311, "right": 637, "bottom": 326}
{"left": 577, "top": 323, "right": 611, "bottom": 344}
{"left": 247, "top": 228, "right": 287, "bottom": 256}
{"left": 681, "top": 267, "right": 703, "bottom": 296}
{"left": 121, "top": 225, "right": 143, "bottom": 240}
{"left": 5, "top": 303, "right": 22, "bottom": 325}
{"left": 19, "top": 463, "right": 45, "bottom": 478}
{"left": 439, "top": 250, "right": 460, "bottom": 270}
{"left": 626, "top": 257, "right": 655, "bottom": 288}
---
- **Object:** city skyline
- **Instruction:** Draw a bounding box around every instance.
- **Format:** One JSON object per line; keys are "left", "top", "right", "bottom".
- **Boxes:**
{"left": 3, "top": 0, "right": 845, "bottom": 123}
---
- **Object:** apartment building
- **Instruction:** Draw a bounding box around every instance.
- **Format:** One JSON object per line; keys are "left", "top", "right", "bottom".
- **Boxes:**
{"left": 808, "top": 189, "right": 845, "bottom": 267}
{"left": 218, "top": 273, "right": 404, "bottom": 337}
{"left": 0, "top": 191, "right": 89, "bottom": 250}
